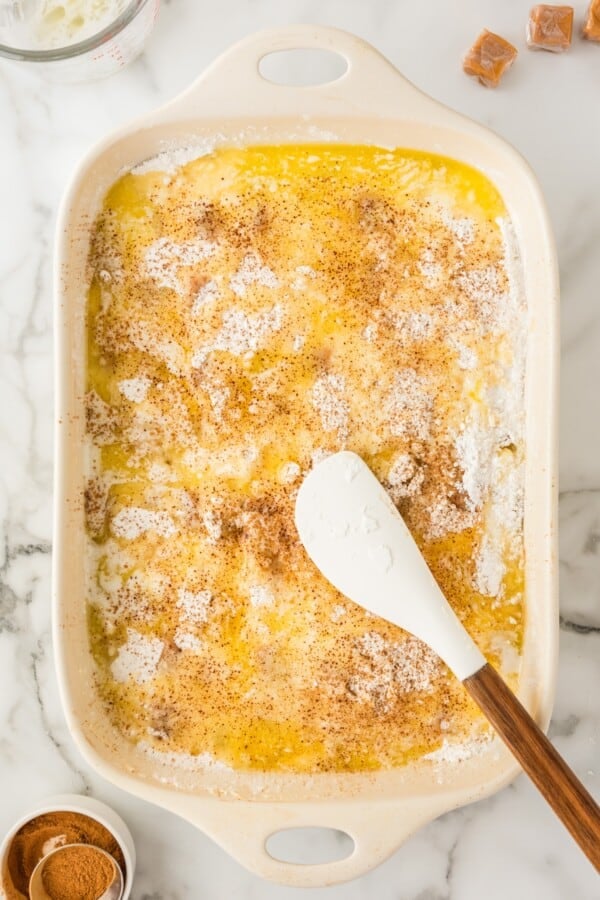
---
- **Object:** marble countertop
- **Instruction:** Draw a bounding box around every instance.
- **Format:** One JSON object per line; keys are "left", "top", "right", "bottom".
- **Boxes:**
{"left": 1, "top": 0, "right": 599, "bottom": 897}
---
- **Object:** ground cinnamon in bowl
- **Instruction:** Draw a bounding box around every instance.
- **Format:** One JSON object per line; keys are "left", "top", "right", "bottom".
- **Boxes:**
{"left": 41, "top": 845, "right": 115, "bottom": 900}
{"left": 2, "top": 811, "right": 126, "bottom": 899}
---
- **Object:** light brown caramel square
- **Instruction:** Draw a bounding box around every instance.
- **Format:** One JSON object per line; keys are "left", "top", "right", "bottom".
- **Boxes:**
{"left": 527, "top": 5, "right": 574, "bottom": 51}
{"left": 463, "top": 30, "right": 518, "bottom": 88}
{"left": 583, "top": 0, "right": 600, "bottom": 40}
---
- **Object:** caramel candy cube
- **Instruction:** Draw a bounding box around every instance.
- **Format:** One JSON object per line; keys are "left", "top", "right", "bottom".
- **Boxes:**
{"left": 583, "top": 0, "right": 600, "bottom": 41}
{"left": 527, "top": 5, "right": 574, "bottom": 51}
{"left": 463, "top": 30, "right": 518, "bottom": 88}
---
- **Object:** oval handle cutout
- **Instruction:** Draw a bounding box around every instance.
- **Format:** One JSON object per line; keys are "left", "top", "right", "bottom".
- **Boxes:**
{"left": 258, "top": 48, "right": 348, "bottom": 86}
{"left": 266, "top": 827, "right": 354, "bottom": 865}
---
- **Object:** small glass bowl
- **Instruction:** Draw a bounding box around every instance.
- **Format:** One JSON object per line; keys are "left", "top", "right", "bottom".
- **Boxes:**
{"left": 0, "top": 0, "right": 160, "bottom": 82}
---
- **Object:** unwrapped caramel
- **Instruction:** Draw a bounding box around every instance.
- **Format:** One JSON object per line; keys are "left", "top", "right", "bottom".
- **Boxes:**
{"left": 463, "top": 30, "right": 518, "bottom": 88}
{"left": 527, "top": 5, "right": 574, "bottom": 51}
{"left": 583, "top": 0, "right": 600, "bottom": 40}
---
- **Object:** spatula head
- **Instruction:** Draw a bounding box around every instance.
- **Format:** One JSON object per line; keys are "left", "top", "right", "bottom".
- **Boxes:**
{"left": 294, "top": 451, "right": 484, "bottom": 680}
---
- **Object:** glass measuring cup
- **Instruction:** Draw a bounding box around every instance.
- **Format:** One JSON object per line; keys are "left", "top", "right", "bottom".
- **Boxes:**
{"left": 0, "top": 0, "right": 160, "bottom": 81}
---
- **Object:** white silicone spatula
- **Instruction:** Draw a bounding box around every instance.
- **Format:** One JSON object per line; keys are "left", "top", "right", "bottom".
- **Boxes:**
{"left": 295, "top": 451, "right": 600, "bottom": 871}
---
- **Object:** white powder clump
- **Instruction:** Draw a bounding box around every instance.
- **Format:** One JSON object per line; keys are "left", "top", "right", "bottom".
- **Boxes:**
{"left": 85, "top": 390, "right": 117, "bottom": 445}
{"left": 391, "top": 636, "right": 440, "bottom": 691}
{"left": 441, "top": 210, "right": 476, "bottom": 246}
{"left": 127, "top": 321, "right": 186, "bottom": 376}
{"left": 215, "top": 305, "right": 283, "bottom": 355}
{"left": 418, "top": 248, "right": 442, "bottom": 286}
{"left": 111, "top": 629, "right": 164, "bottom": 684}
{"left": 192, "top": 279, "right": 220, "bottom": 314}
{"left": 451, "top": 219, "right": 475, "bottom": 244}
{"left": 456, "top": 265, "right": 508, "bottom": 332}
{"left": 475, "top": 533, "right": 505, "bottom": 597}
{"left": 476, "top": 217, "right": 526, "bottom": 565}
{"left": 112, "top": 507, "right": 177, "bottom": 540}
{"left": 454, "top": 411, "right": 494, "bottom": 513}
{"left": 424, "top": 735, "right": 491, "bottom": 765}
{"left": 131, "top": 139, "right": 220, "bottom": 175}
{"left": 474, "top": 454, "right": 524, "bottom": 596}
{"left": 230, "top": 253, "right": 279, "bottom": 297}
{"left": 394, "top": 311, "right": 433, "bottom": 341}
{"left": 457, "top": 265, "right": 501, "bottom": 303}
{"left": 497, "top": 217, "right": 523, "bottom": 315}
{"left": 139, "top": 743, "right": 234, "bottom": 775}
{"left": 111, "top": 570, "right": 166, "bottom": 623}
{"left": 203, "top": 509, "right": 222, "bottom": 544}
{"left": 94, "top": 546, "right": 135, "bottom": 598}
{"left": 202, "top": 378, "right": 230, "bottom": 420}
{"left": 449, "top": 338, "right": 478, "bottom": 370}
{"left": 311, "top": 448, "right": 332, "bottom": 467}
{"left": 118, "top": 377, "right": 151, "bottom": 403}
{"left": 249, "top": 585, "right": 274, "bottom": 608}
{"left": 361, "top": 511, "right": 379, "bottom": 533}
{"left": 291, "top": 265, "right": 317, "bottom": 290}
{"left": 387, "top": 454, "right": 425, "bottom": 501}
{"left": 452, "top": 374, "right": 523, "bottom": 564}
{"left": 446, "top": 216, "right": 525, "bottom": 581}
{"left": 342, "top": 455, "right": 362, "bottom": 483}
{"left": 193, "top": 306, "right": 283, "bottom": 365}
{"left": 331, "top": 604, "right": 347, "bottom": 622}
{"left": 144, "top": 237, "right": 218, "bottom": 295}
{"left": 148, "top": 463, "right": 177, "bottom": 483}
{"left": 427, "top": 496, "right": 476, "bottom": 540}
{"left": 387, "top": 369, "right": 433, "bottom": 441}
{"left": 363, "top": 323, "right": 378, "bottom": 342}
{"left": 156, "top": 340, "right": 184, "bottom": 375}
{"left": 173, "top": 629, "right": 203, "bottom": 653}
{"left": 388, "top": 455, "right": 413, "bottom": 486}
{"left": 489, "top": 633, "right": 521, "bottom": 676}
{"left": 347, "top": 632, "right": 440, "bottom": 712}
{"left": 177, "top": 588, "right": 212, "bottom": 624}
{"left": 311, "top": 374, "right": 350, "bottom": 437}
{"left": 279, "top": 461, "right": 301, "bottom": 484}
{"left": 368, "top": 544, "right": 393, "bottom": 572}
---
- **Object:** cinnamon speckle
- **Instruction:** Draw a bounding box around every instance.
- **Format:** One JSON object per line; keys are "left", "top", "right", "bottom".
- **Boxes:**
{"left": 84, "top": 144, "right": 525, "bottom": 776}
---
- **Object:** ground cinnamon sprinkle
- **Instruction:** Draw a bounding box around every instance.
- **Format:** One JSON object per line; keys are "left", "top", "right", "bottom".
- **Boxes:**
{"left": 2, "top": 811, "right": 125, "bottom": 899}
{"left": 41, "top": 845, "right": 114, "bottom": 900}
{"left": 85, "top": 144, "right": 526, "bottom": 775}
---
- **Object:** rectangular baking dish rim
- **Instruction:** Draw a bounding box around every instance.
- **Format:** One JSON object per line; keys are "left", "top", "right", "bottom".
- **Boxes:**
{"left": 52, "top": 25, "right": 559, "bottom": 886}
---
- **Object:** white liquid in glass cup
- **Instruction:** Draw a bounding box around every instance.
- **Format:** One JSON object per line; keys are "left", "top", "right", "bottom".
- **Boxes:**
{"left": 0, "top": 0, "right": 160, "bottom": 81}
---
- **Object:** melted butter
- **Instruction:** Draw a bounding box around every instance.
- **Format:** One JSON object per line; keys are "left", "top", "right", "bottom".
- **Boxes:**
{"left": 85, "top": 144, "right": 524, "bottom": 773}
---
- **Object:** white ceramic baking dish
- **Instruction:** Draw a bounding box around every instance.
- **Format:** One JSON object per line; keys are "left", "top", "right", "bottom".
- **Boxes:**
{"left": 53, "top": 25, "right": 559, "bottom": 887}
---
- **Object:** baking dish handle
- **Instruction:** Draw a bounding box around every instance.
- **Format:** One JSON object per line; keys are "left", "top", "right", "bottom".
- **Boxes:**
{"left": 176, "top": 795, "right": 447, "bottom": 887}
{"left": 161, "top": 24, "right": 442, "bottom": 122}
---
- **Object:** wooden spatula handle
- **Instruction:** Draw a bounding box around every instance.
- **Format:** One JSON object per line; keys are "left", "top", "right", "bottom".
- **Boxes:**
{"left": 463, "top": 663, "right": 600, "bottom": 871}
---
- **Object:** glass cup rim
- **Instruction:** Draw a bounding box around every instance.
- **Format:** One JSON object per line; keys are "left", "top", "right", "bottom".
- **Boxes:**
{"left": 0, "top": 0, "right": 153, "bottom": 62}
